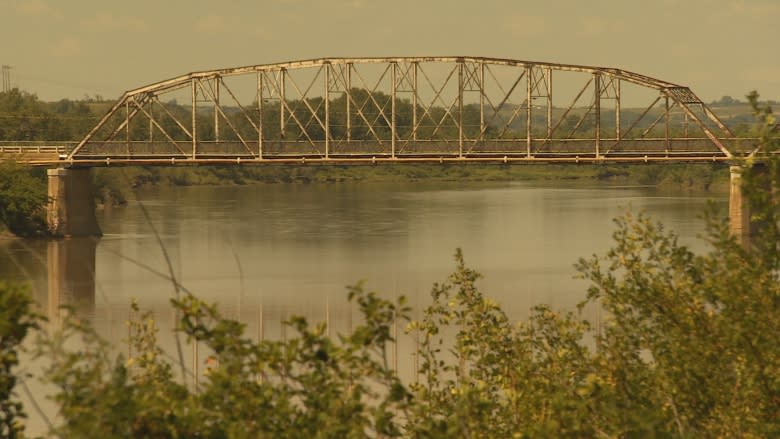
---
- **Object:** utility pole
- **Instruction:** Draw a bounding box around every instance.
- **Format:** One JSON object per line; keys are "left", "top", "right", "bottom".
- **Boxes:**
{"left": 1, "top": 65, "right": 11, "bottom": 92}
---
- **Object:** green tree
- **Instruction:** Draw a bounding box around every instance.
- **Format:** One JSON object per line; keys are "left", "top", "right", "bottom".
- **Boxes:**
{"left": 0, "top": 162, "right": 48, "bottom": 237}
{"left": 574, "top": 92, "right": 780, "bottom": 437}
{"left": 39, "top": 289, "right": 412, "bottom": 438}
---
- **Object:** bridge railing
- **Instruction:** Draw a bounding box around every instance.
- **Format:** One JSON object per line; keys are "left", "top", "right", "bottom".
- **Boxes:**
{"left": 65, "top": 137, "right": 757, "bottom": 160}
{"left": 0, "top": 141, "right": 76, "bottom": 155}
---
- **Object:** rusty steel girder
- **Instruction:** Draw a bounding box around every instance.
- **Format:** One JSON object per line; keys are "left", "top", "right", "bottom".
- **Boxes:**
{"left": 66, "top": 57, "right": 745, "bottom": 163}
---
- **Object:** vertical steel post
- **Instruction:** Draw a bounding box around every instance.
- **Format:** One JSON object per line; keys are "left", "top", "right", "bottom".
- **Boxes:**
{"left": 280, "top": 69, "right": 286, "bottom": 141}
{"left": 125, "top": 101, "right": 130, "bottom": 154}
{"left": 479, "top": 62, "right": 485, "bottom": 142}
{"left": 346, "top": 63, "right": 352, "bottom": 142}
{"left": 546, "top": 67, "right": 552, "bottom": 140}
{"left": 257, "top": 72, "right": 263, "bottom": 158}
{"left": 191, "top": 79, "right": 197, "bottom": 159}
{"left": 594, "top": 73, "right": 601, "bottom": 158}
{"left": 214, "top": 77, "right": 220, "bottom": 142}
{"left": 412, "top": 62, "right": 418, "bottom": 143}
{"left": 391, "top": 62, "right": 397, "bottom": 158}
{"left": 458, "top": 61, "right": 464, "bottom": 157}
{"left": 526, "top": 66, "right": 532, "bottom": 157}
{"left": 615, "top": 79, "right": 621, "bottom": 141}
{"left": 665, "top": 95, "right": 670, "bottom": 155}
{"left": 148, "top": 99, "right": 153, "bottom": 143}
{"left": 324, "top": 63, "right": 330, "bottom": 159}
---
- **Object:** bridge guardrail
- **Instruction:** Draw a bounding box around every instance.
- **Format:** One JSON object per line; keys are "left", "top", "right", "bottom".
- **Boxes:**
{"left": 0, "top": 141, "right": 76, "bottom": 155}
{"left": 68, "top": 137, "right": 758, "bottom": 158}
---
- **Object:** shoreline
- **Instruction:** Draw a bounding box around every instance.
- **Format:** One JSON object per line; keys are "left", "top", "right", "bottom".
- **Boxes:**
{"left": 95, "top": 162, "right": 730, "bottom": 194}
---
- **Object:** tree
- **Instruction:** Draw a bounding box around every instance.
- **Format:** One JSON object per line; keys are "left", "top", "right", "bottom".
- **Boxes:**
{"left": 574, "top": 92, "right": 780, "bottom": 436}
{"left": 0, "top": 162, "right": 48, "bottom": 237}
{"left": 39, "top": 290, "right": 412, "bottom": 438}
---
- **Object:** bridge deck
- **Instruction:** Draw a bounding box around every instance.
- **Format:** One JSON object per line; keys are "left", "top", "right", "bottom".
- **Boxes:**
{"left": 6, "top": 153, "right": 737, "bottom": 167}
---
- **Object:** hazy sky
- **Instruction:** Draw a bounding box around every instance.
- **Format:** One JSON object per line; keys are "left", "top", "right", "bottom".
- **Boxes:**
{"left": 1, "top": 0, "right": 777, "bottom": 102}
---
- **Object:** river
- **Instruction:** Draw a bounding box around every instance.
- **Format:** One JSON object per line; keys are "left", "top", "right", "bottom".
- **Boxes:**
{"left": 1, "top": 179, "right": 725, "bottom": 433}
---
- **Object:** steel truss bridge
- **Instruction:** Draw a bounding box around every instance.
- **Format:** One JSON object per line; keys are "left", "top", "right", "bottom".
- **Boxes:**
{"left": 4, "top": 57, "right": 760, "bottom": 166}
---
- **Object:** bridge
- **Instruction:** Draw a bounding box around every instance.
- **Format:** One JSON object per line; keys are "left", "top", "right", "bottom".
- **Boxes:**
{"left": 2, "top": 57, "right": 759, "bottom": 166}
{"left": 0, "top": 57, "right": 765, "bottom": 242}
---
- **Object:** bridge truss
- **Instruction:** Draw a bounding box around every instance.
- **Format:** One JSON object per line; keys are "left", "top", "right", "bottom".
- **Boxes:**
{"left": 66, "top": 57, "right": 749, "bottom": 164}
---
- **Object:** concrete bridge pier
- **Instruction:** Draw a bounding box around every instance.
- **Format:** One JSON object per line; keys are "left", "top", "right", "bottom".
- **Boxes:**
{"left": 729, "top": 164, "right": 768, "bottom": 248}
{"left": 47, "top": 168, "right": 102, "bottom": 237}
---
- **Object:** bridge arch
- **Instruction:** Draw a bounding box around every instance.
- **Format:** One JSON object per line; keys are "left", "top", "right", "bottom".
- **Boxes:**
{"left": 68, "top": 57, "right": 742, "bottom": 162}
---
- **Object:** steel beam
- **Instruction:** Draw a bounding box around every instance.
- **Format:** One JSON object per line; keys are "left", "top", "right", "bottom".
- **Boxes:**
{"left": 526, "top": 66, "right": 532, "bottom": 157}
{"left": 214, "top": 77, "right": 220, "bottom": 142}
{"left": 131, "top": 97, "right": 187, "bottom": 156}
{"left": 280, "top": 69, "right": 286, "bottom": 141}
{"left": 67, "top": 57, "right": 736, "bottom": 161}
{"left": 615, "top": 79, "right": 621, "bottom": 142}
{"left": 346, "top": 63, "right": 352, "bottom": 142}
{"left": 546, "top": 67, "right": 552, "bottom": 140}
{"left": 459, "top": 61, "right": 464, "bottom": 157}
{"left": 191, "top": 80, "right": 197, "bottom": 159}
{"left": 595, "top": 73, "right": 601, "bottom": 158}
{"left": 153, "top": 96, "right": 192, "bottom": 140}
{"left": 412, "top": 62, "right": 418, "bottom": 143}
{"left": 665, "top": 96, "right": 670, "bottom": 155}
{"left": 325, "top": 63, "right": 330, "bottom": 158}
{"left": 257, "top": 72, "right": 263, "bottom": 158}
{"left": 392, "top": 62, "right": 397, "bottom": 158}
{"left": 479, "top": 62, "right": 485, "bottom": 142}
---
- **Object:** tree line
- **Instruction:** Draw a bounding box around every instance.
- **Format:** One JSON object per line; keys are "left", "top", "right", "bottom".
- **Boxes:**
{"left": 0, "top": 88, "right": 764, "bottom": 145}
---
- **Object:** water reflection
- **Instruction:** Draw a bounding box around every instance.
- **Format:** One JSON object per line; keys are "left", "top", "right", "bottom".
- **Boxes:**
{"left": 45, "top": 238, "right": 97, "bottom": 324}
{"left": 0, "top": 182, "right": 728, "bottom": 343}
{"left": 0, "top": 181, "right": 729, "bottom": 437}
{"left": 0, "top": 237, "right": 97, "bottom": 329}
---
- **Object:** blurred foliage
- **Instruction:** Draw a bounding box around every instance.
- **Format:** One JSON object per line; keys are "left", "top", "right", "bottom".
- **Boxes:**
{"left": 0, "top": 283, "right": 40, "bottom": 438}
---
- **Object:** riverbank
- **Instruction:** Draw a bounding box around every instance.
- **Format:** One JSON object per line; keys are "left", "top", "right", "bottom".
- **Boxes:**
{"left": 93, "top": 162, "right": 730, "bottom": 203}
{"left": 0, "top": 162, "right": 730, "bottom": 237}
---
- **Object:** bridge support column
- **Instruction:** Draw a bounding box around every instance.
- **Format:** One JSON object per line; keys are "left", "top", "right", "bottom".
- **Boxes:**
{"left": 729, "top": 164, "right": 768, "bottom": 248}
{"left": 47, "top": 168, "right": 102, "bottom": 237}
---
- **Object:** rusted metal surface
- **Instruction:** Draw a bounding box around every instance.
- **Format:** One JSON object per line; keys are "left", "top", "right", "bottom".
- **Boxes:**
{"left": 2, "top": 57, "right": 757, "bottom": 165}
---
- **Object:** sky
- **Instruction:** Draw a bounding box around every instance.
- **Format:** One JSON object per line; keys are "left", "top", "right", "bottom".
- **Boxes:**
{"left": 1, "top": 0, "right": 778, "bottom": 103}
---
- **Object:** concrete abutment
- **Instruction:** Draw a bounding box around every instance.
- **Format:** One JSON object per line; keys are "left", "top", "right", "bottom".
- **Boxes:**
{"left": 729, "top": 164, "right": 770, "bottom": 249}
{"left": 46, "top": 167, "right": 102, "bottom": 237}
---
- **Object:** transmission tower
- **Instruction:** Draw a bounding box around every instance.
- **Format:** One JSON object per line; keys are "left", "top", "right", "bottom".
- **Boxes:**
{"left": 1, "top": 65, "right": 11, "bottom": 92}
